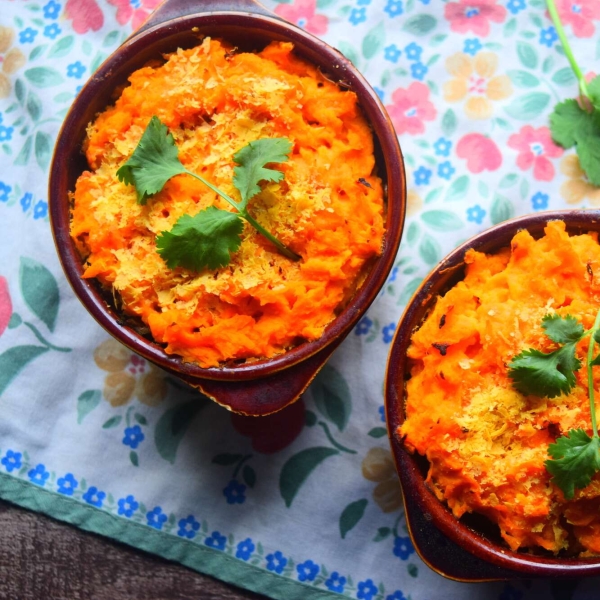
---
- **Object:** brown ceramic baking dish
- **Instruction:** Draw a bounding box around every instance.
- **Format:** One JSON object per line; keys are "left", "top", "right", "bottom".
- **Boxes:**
{"left": 48, "top": 0, "right": 406, "bottom": 415}
{"left": 385, "top": 209, "right": 600, "bottom": 580}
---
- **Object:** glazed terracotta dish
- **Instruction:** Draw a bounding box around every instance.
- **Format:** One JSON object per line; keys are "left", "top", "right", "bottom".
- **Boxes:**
{"left": 386, "top": 211, "right": 600, "bottom": 580}
{"left": 49, "top": 0, "right": 406, "bottom": 415}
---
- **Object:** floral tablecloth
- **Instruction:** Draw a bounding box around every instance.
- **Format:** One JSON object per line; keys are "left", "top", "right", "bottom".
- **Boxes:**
{"left": 1, "top": 0, "right": 600, "bottom": 599}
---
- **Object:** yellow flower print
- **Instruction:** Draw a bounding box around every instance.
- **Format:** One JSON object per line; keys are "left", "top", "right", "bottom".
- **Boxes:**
{"left": 361, "top": 447, "right": 403, "bottom": 513}
{"left": 443, "top": 52, "right": 512, "bottom": 120}
{"left": 406, "top": 190, "right": 423, "bottom": 217}
{"left": 0, "top": 27, "right": 26, "bottom": 99}
{"left": 93, "top": 338, "right": 168, "bottom": 407}
{"left": 559, "top": 154, "right": 600, "bottom": 206}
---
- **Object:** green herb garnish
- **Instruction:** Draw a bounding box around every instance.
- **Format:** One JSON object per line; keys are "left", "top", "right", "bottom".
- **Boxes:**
{"left": 547, "top": 0, "right": 600, "bottom": 186}
{"left": 116, "top": 116, "right": 301, "bottom": 271}
{"left": 508, "top": 310, "right": 600, "bottom": 499}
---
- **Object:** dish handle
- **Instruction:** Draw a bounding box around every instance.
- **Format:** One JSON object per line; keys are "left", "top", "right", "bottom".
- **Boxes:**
{"left": 139, "top": 0, "right": 275, "bottom": 34}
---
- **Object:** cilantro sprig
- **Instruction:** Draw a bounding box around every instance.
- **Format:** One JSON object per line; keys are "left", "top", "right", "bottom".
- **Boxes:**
{"left": 508, "top": 310, "right": 600, "bottom": 499}
{"left": 117, "top": 116, "right": 301, "bottom": 271}
{"left": 547, "top": 0, "right": 600, "bottom": 186}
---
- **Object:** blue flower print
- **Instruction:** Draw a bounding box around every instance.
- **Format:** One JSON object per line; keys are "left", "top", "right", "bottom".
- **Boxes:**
{"left": 388, "top": 265, "right": 398, "bottom": 282}
{"left": 67, "top": 61, "right": 86, "bottom": 79}
{"left": 384, "top": 44, "right": 401, "bottom": 63}
{"left": 0, "top": 181, "right": 11, "bottom": 203}
{"left": 325, "top": 572, "right": 346, "bottom": 593}
{"left": 393, "top": 536, "right": 415, "bottom": 560}
{"left": 296, "top": 559, "right": 319, "bottom": 582}
{"left": 507, "top": 0, "right": 526, "bottom": 14}
{"left": 539, "top": 26, "right": 558, "bottom": 47}
{"left": 386, "top": 592, "right": 407, "bottom": 600}
{"left": 413, "top": 166, "right": 432, "bottom": 185}
{"left": 433, "top": 137, "right": 452, "bottom": 157}
{"left": 349, "top": 7, "right": 367, "bottom": 25}
{"left": 43, "top": 0, "right": 61, "bottom": 19}
{"left": 20, "top": 192, "right": 33, "bottom": 212}
{"left": 122, "top": 425, "right": 145, "bottom": 449}
{"left": 117, "top": 494, "right": 139, "bottom": 517}
{"left": 463, "top": 38, "right": 483, "bottom": 56}
{"left": 499, "top": 583, "right": 523, "bottom": 600}
{"left": 373, "top": 87, "right": 385, "bottom": 101}
{"left": 19, "top": 28, "right": 38, "bottom": 44}
{"left": 34, "top": 201, "right": 48, "bottom": 220}
{"left": 223, "top": 479, "right": 246, "bottom": 504}
{"left": 83, "top": 486, "right": 105, "bottom": 508}
{"left": 147, "top": 506, "right": 168, "bottom": 530}
{"left": 28, "top": 464, "right": 50, "bottom": 486}
{"left": 205, "top": 531, "right": 227, "bottom": 551}
{"left": 382, "top": 322, "right": 396, "bottom": 343}
{"left": 404, "top": 42, "right": 422, "bottom": 62}
{"left": 357, "top": 579, "right": 378, "bottom": 600}
{"left": 57, "top": 473, "right": 78, "bottom": 496}
{"left": 1, "top": 450, "right": 22, "bottom": 473}
{"left": 236, "top": 538, "right": 255, "bottom": 560}
{"left": 266, "top": 550, "right": 287, "bottom": 574}
{"left": 384, "top": 0, "right": 403, "bottom": 17}
{"left": 410, "top": 62, "right": 427, "bottom": 81}
{"left": 177, "top": 515, "right": 200, "bottom": 539}
{"left": 0, "top": 125, "right": 13, "bottom": 142}
{"left": 355, "top": 316, "right": 372, "bottom": 336}
{"left": 44, "top": 23, "right": 61, "bottom": 39}
{"left": 437, "top": 161, "right": 456, "bottom": 180}
{"left": 531, "top": 191, "right": 549, "bottom": 211}
{"left": 357, "top": 0, "right": 371, "bottom": 5}
{"left": 378, "top": 405, "right": 385, "bottom": 423}
{"left": 466, "top": 204, "right": 486, "bottom": 224}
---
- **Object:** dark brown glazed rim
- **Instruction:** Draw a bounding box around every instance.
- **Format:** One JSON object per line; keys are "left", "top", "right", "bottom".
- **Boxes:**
{"left": 48, "top": 0, "right": 406, "bottom": 411}
{"left": 385, "top": 209, "right": 600, "bottom": 580}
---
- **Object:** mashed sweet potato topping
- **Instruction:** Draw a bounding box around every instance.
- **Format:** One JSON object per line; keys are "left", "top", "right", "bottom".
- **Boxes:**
{"left": 400, "top": 221, "right": 600, "bottom": 555}
{"left": 70, "top": 38, "right": 385, "bottom": 367}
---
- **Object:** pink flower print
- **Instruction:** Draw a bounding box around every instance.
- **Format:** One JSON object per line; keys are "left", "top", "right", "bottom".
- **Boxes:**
{"left": 456, "top": 133, "right": 502, "bottom": 173}
{"left": 386, "top": 82, "right": 436, "bottom": 136}
{"left": 507, "top": 126, "right": 564, "bottom": 181}
{"left": 0, "top": 276, "right": 12, "bottom": 338}
{"left": 444, "top": 0, "right": 507, "bottom": 37}
{"left": 554, "top": 0, "right": 600, "bottom": 38}
{"left": 275, "top": 0, "right": 328, "bottom": 36}
{"left": 65, "top": 0, "right": 104, "bottom": 34}
{"left": 108, "top": 0, "right": 161, "bottom": 31}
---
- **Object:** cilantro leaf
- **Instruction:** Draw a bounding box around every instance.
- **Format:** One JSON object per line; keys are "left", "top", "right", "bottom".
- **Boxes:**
{"left": 545, "top": 430, "right": 600, "bottom": 500}
{"left": 542, "top": 314, "right": 585, "bottom": 344}
{"left": 233, "top": 138, "right": 293, "bottom": 207}
{"left": 508, "top": 345, "right": 581, "bottom": 398}
{"left": 156, "top": 207, "right": 244, "bottom": 271}
{"left": 117, "top": 116, "right": 186, "bottom": 205}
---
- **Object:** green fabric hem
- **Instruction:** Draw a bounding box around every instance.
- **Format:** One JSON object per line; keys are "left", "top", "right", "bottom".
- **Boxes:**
{"left": 0, "top": 472, "right": 342, "bottom": 600}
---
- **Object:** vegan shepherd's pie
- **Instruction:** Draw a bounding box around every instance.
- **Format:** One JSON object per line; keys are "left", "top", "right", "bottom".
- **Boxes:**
{"left": 70, "top": 38, "right": 385, "bottom": 368}
{"left": 400, "top": 221, "right": 600, "bottom": 555}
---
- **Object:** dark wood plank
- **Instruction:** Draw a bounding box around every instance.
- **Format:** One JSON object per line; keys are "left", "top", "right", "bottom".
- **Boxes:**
{"left": 0, "top": 500, "right": 267, "bottom": 600}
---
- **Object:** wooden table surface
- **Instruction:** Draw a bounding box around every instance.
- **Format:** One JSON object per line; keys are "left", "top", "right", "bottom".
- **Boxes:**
{"left": 0, "top": 500, "right": 267, "bottom": 600}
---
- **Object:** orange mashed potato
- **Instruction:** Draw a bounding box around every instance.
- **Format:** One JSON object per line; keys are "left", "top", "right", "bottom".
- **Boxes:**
{"left": 400, "top": 221, "right": 600, "bottom": 555}
{"left": 70, "top": 38, "right": 385, "bottom": 367}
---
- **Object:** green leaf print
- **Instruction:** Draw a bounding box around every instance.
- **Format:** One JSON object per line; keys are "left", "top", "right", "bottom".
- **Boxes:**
{"left": 402, "top": 14, "right": 437, "bottom": 36}
{"left": 103, "top": 31, "right": 120, "bottom": 47}
{"left": 444, "top": 175, "right": 470, "bottom": 202}
{"left": 441, "top": 108, "right": 457, "bottom": 137}
{"left": 15, "top": 78, "right": 26, "bottom": 105}
{"left": 498, "top": 173, "right": 519, "bottom": 189}
{"left": 397, "top": 277, "right": 423, "bottom": 306}
{"left": 0, "top": 345, "right": 49, "bottom": 397}
{"left": 504, "top": 17, "right": 517, "bottom": 37}
{"left": 311, "top": 364, "right": 352, "bottom": 432}
{"left": 516, "top": 41, "right": 538, "bottom": 69}
{"left": 339, "top": 499, "right": 368, "bottom": 539}
{"left": 507, "top": 70, "right": 540, "bottom": 88}
{"left": 362, "top": 22, "right": 385, "bottom": 60}
{"left": 48, "top": 36, "right": 74, "bottom": 59}
{"left": 130, "top": 451, "right": 139, "bottom": 467}
{"left": 26, "top": 91, "right": 43, "bottom": 122}
{"left": 154, "top": 398, "right": 208, "bottom": 464}
{"left": 77, "top": 389, "right": 102, "bottom": 424}
{"left": 103, "top": 416, "right": 122, "bottom": 429}
{"left": 14, "top": 136, "right": 32, "bottom": 166}
{"left": 35, "top": 131, "right": 52, "bottom": 170}
{"left": 280, "top": 447, "right": 339, "bottom": 507}
{"left": 543, "top": 55, "right": 555, "bottom": 74}
{"left": 552, "top": 67, "right": 577, "bottom": 87}
{"left": 490, "top": 193, "right": 514, "bottom": 225}
{"left": 243, "top": 465, "right": 257, "bottom": 488}
{"left": 374, "top": 527, "right": 392, "bottom": 542}
{"left": 418, "top": 233, "right": 441, "bottom": 265}
{"left": 406, "top": 221, "right": 420, "bottom": 246}
{"left": 19, "top": 257, "right": 60, "bottom": 332}
{"left": 337, "top": 41, "right": 360, "bottom": 68}
{"left": 316, "top": 0, "right": 335, "bottom": 7}
{"left": 213, "top": 453, "right": 244, "bottom": 465}
{"left": 504, "top": 92, "right": 550, "bottom": 121}
{"left": 368, "top": 427, "right": 387, "bottom": 438}
{"left": 421, "top": 210, "right": 463, "bottom": 231}
{"left": 25, "top": 66, "right": 64, "bottom": 88}
{"left": 29, "top": 45, "right": 47, "bottom": 61}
